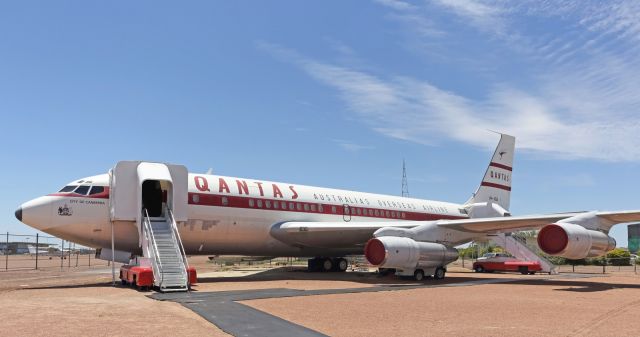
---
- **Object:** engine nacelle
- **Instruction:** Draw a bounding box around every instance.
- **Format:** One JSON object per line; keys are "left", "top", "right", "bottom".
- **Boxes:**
{"left": 364, "top": 236, "right": 458, "bottom": 269}
{"left": 537, "top": 223, "right": 616, "bottom": 259}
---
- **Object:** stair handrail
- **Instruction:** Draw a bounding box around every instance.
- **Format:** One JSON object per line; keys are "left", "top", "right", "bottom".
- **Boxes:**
{"left": 143, "top": 208, "right": 164, "bottom": 287}
{"left": 167, "top": 207, "right": 190, "bottom": 286}
{"left": 501, "top": 233, "right": 558, "bottom": 274}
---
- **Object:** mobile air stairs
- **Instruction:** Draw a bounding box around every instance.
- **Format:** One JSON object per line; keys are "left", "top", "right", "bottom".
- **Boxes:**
{"left": 142, "top": 207, "right": 190, "bottom": 291}
{"left": 109, "top": 161, "right": 195, "bottom": 292}
{"left": 489, "top": 233, "right": 558, "bottom": 274}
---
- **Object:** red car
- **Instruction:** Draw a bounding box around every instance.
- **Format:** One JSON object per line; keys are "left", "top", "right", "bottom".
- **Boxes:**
{"left": 472, "top": 253, "right": 541, "bottom": 275}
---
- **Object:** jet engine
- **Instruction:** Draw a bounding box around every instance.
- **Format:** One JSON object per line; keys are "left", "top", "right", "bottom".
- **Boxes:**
{"left": 537, "top": 223, "right": 616, "bottom": 259}
{"left": 364, "top": 236, "right": 458, "bottom": 269}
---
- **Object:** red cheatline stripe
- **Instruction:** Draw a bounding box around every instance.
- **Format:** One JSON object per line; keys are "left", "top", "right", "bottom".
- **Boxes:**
{"left": 480, "top": 182, "right": 512, "bottom": 191}
{"left": 188, "top": 192, "right": 466, "bottom": 222}
{"left": 47, "top": 193, "right": 109, "bottom": 199}
{"left": 489, "top": 162, "right": 512, "bottom": 171}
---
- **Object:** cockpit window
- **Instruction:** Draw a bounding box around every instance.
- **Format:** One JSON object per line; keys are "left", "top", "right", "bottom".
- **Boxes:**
{"left": 89, "top": 186, "right": 104, "bottom": 195}
{"left": 74, "top": 185, "right": 90, "bottom": 195}
{"left": 59, "top": 185, "right": 78, "bottom": 193}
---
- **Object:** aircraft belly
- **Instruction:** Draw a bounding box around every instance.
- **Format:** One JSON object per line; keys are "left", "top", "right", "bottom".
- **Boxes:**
{"left": 182, "top": 206, "right": 287, "bottom": 254}
{"left": 182, "top": 206, "right": 361, "bottom": 256}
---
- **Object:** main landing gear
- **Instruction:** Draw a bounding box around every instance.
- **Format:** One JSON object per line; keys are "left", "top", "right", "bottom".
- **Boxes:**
{"left": 307, "top": 257, "right": 349, "bottom": 272}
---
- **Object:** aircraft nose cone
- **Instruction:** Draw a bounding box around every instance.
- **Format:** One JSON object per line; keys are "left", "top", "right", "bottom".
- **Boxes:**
{"left": 15, "top": 207, "right": 22, "bottom": 221}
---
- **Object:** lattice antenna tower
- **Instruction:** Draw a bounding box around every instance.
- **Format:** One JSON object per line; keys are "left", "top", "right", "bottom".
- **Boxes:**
{"left": 401, "top": 159, "right": 409, "bottom": 197}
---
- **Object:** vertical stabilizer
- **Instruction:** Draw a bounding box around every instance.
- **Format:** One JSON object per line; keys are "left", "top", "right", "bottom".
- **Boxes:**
{"left": 466, "top": 134, "right": 515, "bottom": 211}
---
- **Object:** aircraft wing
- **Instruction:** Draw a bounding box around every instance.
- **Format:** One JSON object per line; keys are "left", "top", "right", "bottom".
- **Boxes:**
{"left": 270, "top": 210, "right": 640, "bottom": 248}
{"left": 270, "top": 221, "right": 415, "bottom": 249}
{"left": 435, "top": 210, "right": 640, "bottom": 233}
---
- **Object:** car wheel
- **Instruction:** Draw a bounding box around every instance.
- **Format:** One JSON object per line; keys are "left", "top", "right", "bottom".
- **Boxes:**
{"left": 414, "top": 269, "right": 425, "bottom": 281}
{"left": 434, "top": 267, "right": 446, "bottom": 279}
{"left": 474, "top": 265, "right": 484, "bottom": 273}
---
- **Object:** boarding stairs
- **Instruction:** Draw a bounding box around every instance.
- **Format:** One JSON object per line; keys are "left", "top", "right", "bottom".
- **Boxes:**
{"left": 489, "top": 233, "right": 558, "bottom": 274}
{"left": 351, "top": 256, "right": 371, "bottom": 272}
{"left": 142, "top": 207, "right": 190, "bottom": 292}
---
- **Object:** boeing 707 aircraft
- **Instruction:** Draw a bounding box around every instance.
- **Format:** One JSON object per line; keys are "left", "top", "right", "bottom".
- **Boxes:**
{"left": 16, "top": 134, "right": 640, "bottom": 282}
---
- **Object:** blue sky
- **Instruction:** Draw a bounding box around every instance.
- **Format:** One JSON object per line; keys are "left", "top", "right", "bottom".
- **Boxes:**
{"left": 1, "top": 1, "right": 639, "bottom": 247}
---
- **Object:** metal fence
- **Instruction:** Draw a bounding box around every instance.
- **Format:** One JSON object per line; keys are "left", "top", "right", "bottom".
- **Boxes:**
{"left": 457, "top": 256, "right": 638, "bottom": 274}
{"left": 555, "top": 257, "right": 638, "bottom": 274}
{"left": 2, "top": 231, "right": 637, "bottom": 274}
{"left": 1, "top": 232, "right": 110, "bottom": 271}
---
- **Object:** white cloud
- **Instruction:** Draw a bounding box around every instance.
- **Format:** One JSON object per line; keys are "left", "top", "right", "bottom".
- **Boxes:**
{"left": 373, "top": 0, "right": 417, "bottom": 11}
{"left": 427, "top": 0, "right": 509, "bottom": 36}
{"left": 332, "top": 139, "right": 375, "bottom": 152}
{"left": 262, "top": 42, "right": 640, "bottom": 161}
{"left": 260, "top": 1, "right": 640, "bottom": 162}
{"left": 430, "top": 0, "right": 502, "bottom": 24}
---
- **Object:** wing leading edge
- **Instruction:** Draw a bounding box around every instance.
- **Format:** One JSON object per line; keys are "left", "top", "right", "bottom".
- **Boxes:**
{"left": 270, "top": 210, "right": 640, "bottom": 249}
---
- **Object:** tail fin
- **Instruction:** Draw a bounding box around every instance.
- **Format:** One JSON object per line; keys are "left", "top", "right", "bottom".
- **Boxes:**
{"left": 466, "top": 133, "right": 515, "bottom": 211}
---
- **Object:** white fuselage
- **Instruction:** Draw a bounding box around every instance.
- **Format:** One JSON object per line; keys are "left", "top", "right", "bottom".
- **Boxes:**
{"left": 19, "top": 173, "right": 468, "bottom": 257}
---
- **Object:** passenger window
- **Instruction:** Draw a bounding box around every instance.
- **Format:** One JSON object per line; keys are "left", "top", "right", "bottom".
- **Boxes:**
{"left": 249, "top": 199, "right": 255, "bottom": 207}
{"left": 89, "top": 186, "right": 104, "bottom": 195}
{"left": 273, "top": 201, "right": 279, "bottom": 209}
{"left": 289, "top": 202, "right": 295, "bottom": 210}
{"left": 74, "top": 185, "right": 90, "bottom": 195}
{"left": 310, "top": 204, "right": 317, "bottom": 212}
{"left": 369, "top": 209, "right": 374, "bottom": 216}
{"left": 385, "top": 211, "right": 390, "bottom": 218}
{"left": 318, "top": 204, "right": 324, "bottom": 212}
{"left": 375, "top": 210, "right": 380, "bottom": 216}
{"left": 296, "top": 203, "right": 302, "bottom": 211}
{"left": 257, "top": 200, "right": 263, "bottom": 208}
{"left": 222, "top": 197, "right": 229, "bottom": 206}
{"left": 265, "top": 200, "right": 271, "bottom": 209}
{"left": 304, "top": 204, "right": 310, "bottom": 211}
{"left": 331, "top": 206, "right": 337, "bottom": 214}
{"left": 59, "top": 185, "right": 77, "bottom": 193}
{"left": 282, "top": 201, "right": 287, "bottom": 209}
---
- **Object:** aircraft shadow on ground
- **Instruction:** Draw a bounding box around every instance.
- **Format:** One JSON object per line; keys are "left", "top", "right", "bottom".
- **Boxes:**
{"left": 509, "top": 279, "right": 640, "bottom": 293}
{"left": 19, "top": 268, "right": 639, "bottom": 293}
{"left": 194, "top": 267, "right": 640, "bottom": 293}
{"left": 193, "top": 267, "right": 456, "bottom": 285}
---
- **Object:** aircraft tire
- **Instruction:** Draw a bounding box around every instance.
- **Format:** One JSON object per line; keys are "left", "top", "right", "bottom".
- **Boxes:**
{"left": 337, "top": 258, "right": 348, "bottom": 272}
{"left": 322, "top": 258, "right": 333, "bottom": 272}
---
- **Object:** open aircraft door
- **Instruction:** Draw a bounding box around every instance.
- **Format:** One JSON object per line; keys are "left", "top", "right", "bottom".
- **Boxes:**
{"left": 343, "top": 204, "right": 351, "bottom": 222}
{"left": 109, "top": 161, "right": 188, "bottom": 246}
